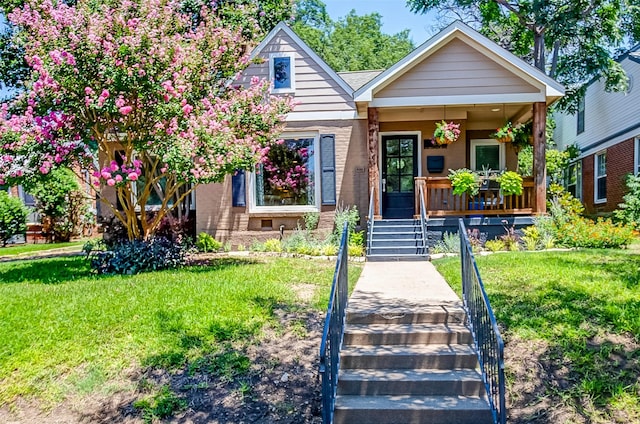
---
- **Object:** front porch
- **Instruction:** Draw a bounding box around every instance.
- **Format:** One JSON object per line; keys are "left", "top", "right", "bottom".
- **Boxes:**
{"left": 415, "top": 176, "right": 535, "bottom": 217}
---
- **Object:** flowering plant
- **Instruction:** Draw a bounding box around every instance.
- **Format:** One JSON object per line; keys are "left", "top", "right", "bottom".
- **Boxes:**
{"left": 433, "top": 120, "right": 461, "bottom": 145}
{"left": 491, "top": 122, "right": 516, "bottom": 143}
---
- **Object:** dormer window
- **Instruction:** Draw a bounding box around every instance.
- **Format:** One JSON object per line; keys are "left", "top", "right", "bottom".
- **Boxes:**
{"left": 269, "top": 53, "right": 295, "bottom": 94}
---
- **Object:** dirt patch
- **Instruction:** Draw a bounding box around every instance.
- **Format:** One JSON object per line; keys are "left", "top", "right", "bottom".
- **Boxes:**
{"left": 0, "top": 308, "right": 325, "bottom": 424}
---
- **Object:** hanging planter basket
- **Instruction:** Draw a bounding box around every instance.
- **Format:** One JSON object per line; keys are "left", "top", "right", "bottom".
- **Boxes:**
{"left": 433, "top": 120, "right": 461, "bottom": 146}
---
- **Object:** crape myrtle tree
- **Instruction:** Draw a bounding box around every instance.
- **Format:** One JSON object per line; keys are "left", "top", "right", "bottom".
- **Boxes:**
{"left": 407, "top": 0, "right": 639, "bottom": 110}
{"left": 0, "top": 0, "right": 292, "bottom": 240}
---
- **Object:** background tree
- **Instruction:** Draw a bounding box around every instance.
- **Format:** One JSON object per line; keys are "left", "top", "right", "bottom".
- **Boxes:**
{"left": 407, "top": 0, "right": 638, "bottom": 110}
{"left": 0, "top": 190, "right": 28, "bottom": 246}
{"left": 293, "top": 0, "right": 415, "bottom": 71}
{"left": 24, "top": 167, "right": 92, "bottom": 242}
{"left": 0, "top": 0, "right": 292, "bottom": 240}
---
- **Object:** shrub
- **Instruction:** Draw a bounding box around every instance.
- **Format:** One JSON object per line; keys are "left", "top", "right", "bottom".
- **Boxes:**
{"left": 497, "top": 171, "right": 523, "bottom": 196}
{"left": 263, "top": 238, "right": 282, "bottom": 252}
{"left": 521, "top": 226, "right": 541, "bottom": 250}
{"left": 89, "top": 237, "right": 189, "bottom": 275}
{"left": 195, "top": 232, "right": 222, "bottom": 253}
{"left": 555, "top": 217, "right": 634, "bottom": 249}
{"left": 485, "top": 239, "right": 506, "bottom": 252}
{"left": 448, "top": 168, "right": 480, "bottom": 197}
{"left": 348, "top": 244, "right": 364, "bottom": 256}
{"left": 0, "top": 191, "right": 29, "bottom": 246}
{"left": 500, "top": 223, "right": 521, "bottom": 251}
{"left": 303, "top": 212, "right": 320, "bottom": 231}
{"left": 431, "top": 231, "right": 460, "bottom": 254}
{"left": 615, "top": 174, "right": 640, "bottom": 230}
{"left": 320, "top": 244, "right": 338, "bottom": 256}
{"left": 333, "top": 203, "right": 359, "bottom": 244}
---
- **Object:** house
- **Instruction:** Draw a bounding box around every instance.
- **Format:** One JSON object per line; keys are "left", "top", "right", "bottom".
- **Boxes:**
{"left": 554, "top": 45, "right": 640, "bottom": 215}
{"left": 192, "top": 21, "right": 565, "bottom": 245}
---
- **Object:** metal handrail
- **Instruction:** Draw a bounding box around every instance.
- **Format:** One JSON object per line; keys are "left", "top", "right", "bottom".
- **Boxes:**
{"left": 418, "top": 184, "right": 428, "bottom": 252}
{"left": 319, "top": 222, "right": 350, "bottom": 424}
{"left": 459, "top": 218, "right": 506, "bottom": 424}
{"left": 366, "top": 188, "right": 374, "bottom": 256}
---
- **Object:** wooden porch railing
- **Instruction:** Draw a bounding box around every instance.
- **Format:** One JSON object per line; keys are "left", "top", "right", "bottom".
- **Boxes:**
{"left": 415, "top": 177, "right": 534, "bottom": 217}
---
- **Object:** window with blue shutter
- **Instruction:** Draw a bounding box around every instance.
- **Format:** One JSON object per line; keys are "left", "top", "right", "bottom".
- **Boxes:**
{"left": 320, "top": 134, "right": 336, "bottom": 205}
{"left": 232, "top": 170, "right": 246, "bottom": 207}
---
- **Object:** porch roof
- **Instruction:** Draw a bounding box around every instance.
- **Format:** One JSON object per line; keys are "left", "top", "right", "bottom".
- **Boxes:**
{"left": 354, "top": 21, "right": 565, "bottom": 108}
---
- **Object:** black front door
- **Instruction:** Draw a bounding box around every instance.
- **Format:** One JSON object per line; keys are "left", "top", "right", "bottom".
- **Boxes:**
{"left": 382, "top": 135, "right": 418, "bottom": 219}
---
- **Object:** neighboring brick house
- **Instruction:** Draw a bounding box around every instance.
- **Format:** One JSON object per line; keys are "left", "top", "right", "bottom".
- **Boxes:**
{"left": 164, "top": 21, "right": 564, "bottom": 245}
{"left": 554, "top": 45, "right": 640, "bottom": 215}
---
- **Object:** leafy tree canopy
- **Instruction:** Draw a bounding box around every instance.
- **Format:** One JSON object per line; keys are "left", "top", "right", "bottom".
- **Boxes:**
{"left": 407, "top": 0, "right": 640, "bottom": 111}
{"left": 0, "top": 0, "right": 292, "bottom": 240}
{"left": 293, "top": 0, "right": 415, "bottom": 71}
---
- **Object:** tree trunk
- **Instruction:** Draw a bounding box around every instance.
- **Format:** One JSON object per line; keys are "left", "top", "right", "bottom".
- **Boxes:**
{"left": 533, "top": 27, "right": 546, "bottom": 72}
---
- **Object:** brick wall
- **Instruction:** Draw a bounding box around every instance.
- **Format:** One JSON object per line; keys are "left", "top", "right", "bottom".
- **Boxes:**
{"left": 581, "top": 137, "right": 635, "bottom": 215}
{"left": 195, "top": 119, "right": 369, "bottom": 246}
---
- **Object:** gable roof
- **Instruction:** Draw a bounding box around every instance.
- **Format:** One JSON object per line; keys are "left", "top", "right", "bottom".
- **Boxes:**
{"left": 251, "top": 22, "right": 354, "bottom": 96}
{"left": 354, "top": 21, "right": 565, "bottom": 103}
{"left": 338, "top": 70, "right": 384, "bottom": 91}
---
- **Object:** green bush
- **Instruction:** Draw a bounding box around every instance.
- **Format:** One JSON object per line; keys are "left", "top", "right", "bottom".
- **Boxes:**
{"left": 521, "top": 226, "right": 541, "bottom": 250}
{"left": 0, "top": 191, "right": 29, "bottom": 246}
{"left": 484, "top": 239, "right": 506, "bottom": 252}
{"left": 555, "top": 217, "right": 634, "bottom": 249}
{"left": 263, "top": 238, "right": 282, "bottom": 252}
{"left": 333, "top": 203, "right": 359, "bottom": 244}
{"left": 448, "top": 168, "right": 480, "bottom": 197}
{"left": 497, "top": 171, "right": 523, "bottom": 196}
{"left": 615, "top": 174, "right": 640, "bottom": 230}
{"left": 88, "top": 237, "right": 189, "bottom": 275}
{"left": 431, "top": 231, "right": 460, "bottom": 254}
{"left": 195, "top": 232, "right": 222, "bottom": 253}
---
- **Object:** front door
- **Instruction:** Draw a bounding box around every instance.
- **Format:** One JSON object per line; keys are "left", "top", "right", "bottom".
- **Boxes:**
{"left": 381, "top": 135, "right": 418, "bottom": 219}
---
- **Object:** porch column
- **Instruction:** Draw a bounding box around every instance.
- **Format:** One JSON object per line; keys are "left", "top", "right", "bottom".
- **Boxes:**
{"left": 367, "top": 107, "right": 381, "bottom": 219}
{"left": 533, "top": 101, "right": 547, "bottom": 214}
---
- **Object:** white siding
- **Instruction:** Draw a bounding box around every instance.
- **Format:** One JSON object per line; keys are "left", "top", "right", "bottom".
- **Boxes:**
{"left": 376, "top": 38, "right": 540, "bottom": 98}
{"left": 237, "top": 32, "right": 355, "bottom": 113}
{"left": 555, "top": 56, "right": 640, "bottom": 156}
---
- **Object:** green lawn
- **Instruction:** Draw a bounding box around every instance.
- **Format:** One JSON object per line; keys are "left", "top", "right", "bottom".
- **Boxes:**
{"left": 434, "top": 250, "right": 640, "bottom": 423}
{"left": 0, "top": 241, "right": 85, "bottom": 257}
{"left": 0, "top": 255, "right": 362, "bottom": 408}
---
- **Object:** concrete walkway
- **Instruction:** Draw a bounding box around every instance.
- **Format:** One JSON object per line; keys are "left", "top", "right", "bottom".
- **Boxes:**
{"left": 348, "top": 261, "right": 462, "bottom": 313}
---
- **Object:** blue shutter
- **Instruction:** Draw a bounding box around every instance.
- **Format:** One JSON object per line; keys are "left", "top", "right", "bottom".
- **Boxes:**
{"left": 320, "top": 134, "right": 336, "bottom": 205}
{"left": 232, "top": 170, "right": 246, "bottom": 207}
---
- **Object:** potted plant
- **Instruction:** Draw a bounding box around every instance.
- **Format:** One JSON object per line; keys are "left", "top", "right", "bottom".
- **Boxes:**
{"left": 448, "top": 168, "right": 481, "bottom": 197}
{"left": 491, "top": 122, "right": 515, "bottom": 143}
{"left": 497, "top": 171, "right": 524, "bottom": 196}
{"left": 511, "top": 122, "right": 532, "bottom": 153}
{"left": 433, "top": 120, "right": 461, "bottom": 145}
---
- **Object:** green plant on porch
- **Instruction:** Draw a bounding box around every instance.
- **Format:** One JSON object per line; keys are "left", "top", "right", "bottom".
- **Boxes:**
{"left": 433, "top": 120, "right": 461, "bottom": 145}
{"left": 496, "top": 171, "right": 524, "bottom": 196}
{"left": 490, "top": 122, "right": 516, "bottom": 143}
{"left": 448, "top": 168, "right": 481, "bottom": 197}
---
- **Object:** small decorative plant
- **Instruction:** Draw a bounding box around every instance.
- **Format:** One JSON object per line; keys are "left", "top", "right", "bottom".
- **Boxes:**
{"left": 433, "top": 120, "right": 461, "bottom": 145}
{"left": 497, "top": 171, "right": 524, "bottom": 196}
{"left": 491, "top": 122, "right": 516, "bottom": 143}
{"left": 448, "top": 168, "right": 481, "bottom": 197}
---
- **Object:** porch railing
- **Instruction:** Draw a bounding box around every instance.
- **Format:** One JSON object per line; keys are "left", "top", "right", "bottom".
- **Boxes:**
{"left": 418, "top": 183, "right": 428, "bottom": 246}
{"left": 459, "top": 218, "right": 506, "bottom": 424}
{"left": 366, "top": 188, "right": 374, "bottom": 256}
{"left": 319, "top": 222, "right": 350, "bottom": 424}
{"left": 415, "top": 177, "right": 534, "bottom": 216}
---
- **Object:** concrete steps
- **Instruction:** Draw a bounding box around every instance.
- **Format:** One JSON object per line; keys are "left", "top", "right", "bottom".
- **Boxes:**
{"left": 367, "top": 219, "right": 429, "bottom": 261}
{"left": 335, "top": 305, "right": 493, "bottom": 424}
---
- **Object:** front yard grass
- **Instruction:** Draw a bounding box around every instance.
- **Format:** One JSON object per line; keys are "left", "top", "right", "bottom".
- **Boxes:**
{"left": 0, "top": 255, "right": 361, "bottom": 410}
{"left": 0, "top": 241, "right": 85, "bottom": 257}
{"left": 434, "top": 250, "right": 640, "bottom": 423}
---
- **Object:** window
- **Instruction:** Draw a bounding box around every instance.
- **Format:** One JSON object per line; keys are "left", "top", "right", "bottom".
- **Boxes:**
{"left": 635, "top": 137, "right": 640, "bottom": 176}
{"left": 595, "top": 151, "right": 606, "bottom": 203}
{"left": 577, "top": 97, "right": 585, "bottom": 134}
{"left": 470, "top": 139, "right": 505, "bottom": 171}
{"left": 566, "top": 160, "right": 582, "bottom": 201}
{"left": 269, "top": 53, "right": 295, "bottom": 94}
{"left": 253, "top": 134, "right": 318, "bottom": 211}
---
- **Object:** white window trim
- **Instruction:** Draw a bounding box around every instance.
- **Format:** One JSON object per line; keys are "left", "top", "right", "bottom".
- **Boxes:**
{"left": 567, "top": 160, "right": 582, "bottom": 201}
{"left": 248, "top": 132, "right": 321, "bottom": 213}
{"left": 594, "top": 151, "right": 607, "bottom": 204}
{"left": 634, "top": 137, "right": 640, "bottom": 176}
{"left": 269, "top": 53, "right": 296, "bottom": 94}
{"left": 470, "top": 139, "right": 505, "bottom": 172}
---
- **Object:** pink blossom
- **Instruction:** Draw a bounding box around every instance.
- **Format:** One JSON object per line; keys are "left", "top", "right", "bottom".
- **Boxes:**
{"left": 115, "top": 174, "right": 123, "bottom": 182}
{"left": 128, "top": 172, "right": 138, "bottom": 181}
{"left": 107, "top": 178, "right": 116, "bottom": 186}
{"left": 119, "top": 106, "right": 133, "bottom": 115}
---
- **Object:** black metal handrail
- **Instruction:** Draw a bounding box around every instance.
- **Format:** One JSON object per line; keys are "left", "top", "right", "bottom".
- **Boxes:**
{"left": 418, "top": 184, "right": 428, "bottom": 251}
{"left": 459, "top": 218, "right": 506, "bottom": 424}
{"left": 366, "top": 188, "right": 374, "bottom": 256}
{"left": 319, "top": 222, "right": 349, "bottom": 424}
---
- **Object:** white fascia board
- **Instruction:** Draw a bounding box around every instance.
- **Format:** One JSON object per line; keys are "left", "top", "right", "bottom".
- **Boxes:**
{"left": 251, "top": 22, "right": 354, "bottom": 97}
{"left": 580, "top": 129, "right": 640, "bottom": 158}
{"left": 285, "top": 111, "right": 360, "bottom": 121}
{"left": 369, "top": 93, "right": 546, "bottom": 108}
